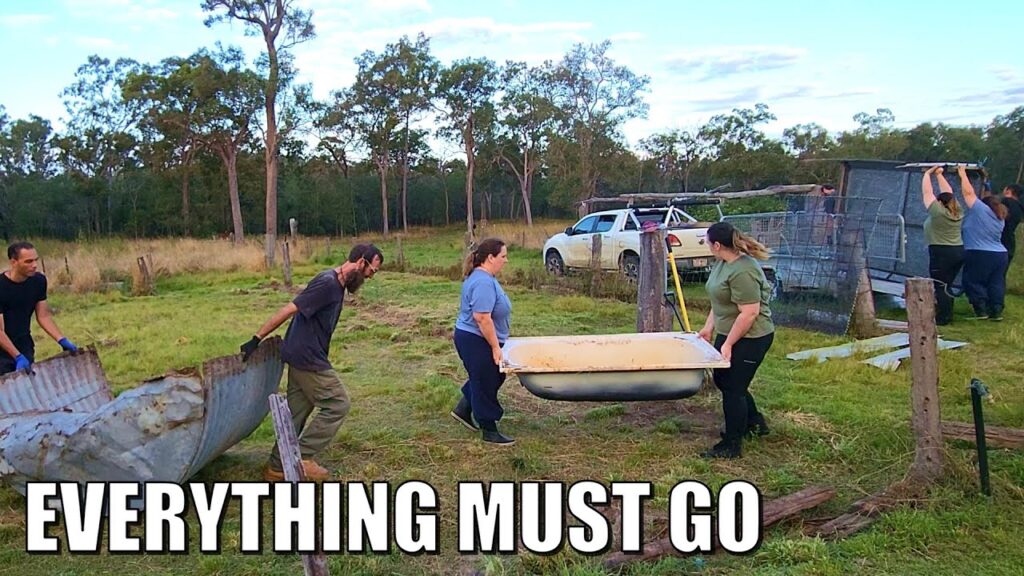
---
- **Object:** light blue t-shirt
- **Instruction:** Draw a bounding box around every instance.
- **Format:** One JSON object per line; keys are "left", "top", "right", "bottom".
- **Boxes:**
{"left": 455, "top": 268, "right": 512, "bottom": 343}
{"left": 962, "top": 201, "right": 1007, "bottom": 252}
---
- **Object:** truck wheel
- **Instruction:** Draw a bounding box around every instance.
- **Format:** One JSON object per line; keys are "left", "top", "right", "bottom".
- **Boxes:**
{"left": 545, "top": 250, "right": 565, "bottom": 276}
{"left": 620, "top": 252, "right": 640, "bottom": 280}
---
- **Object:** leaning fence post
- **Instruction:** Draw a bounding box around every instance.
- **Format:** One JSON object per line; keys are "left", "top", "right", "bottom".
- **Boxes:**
{"left": 969, "top": 379, "right": 991, "bottom": 497}
{"left": 268, "top": 394, "right": 330, "bottom": 576}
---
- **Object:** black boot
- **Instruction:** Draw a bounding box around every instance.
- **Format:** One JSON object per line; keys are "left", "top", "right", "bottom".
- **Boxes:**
{"left": 450, "top": 397, "right": 478, "bottom": 431}
{"left": 702, "top": 438, "right": 741, "bottom": 459}
{"left": 746, "top": 414, "right": 770, "bottom": 437}
{"left": 478, "top": 421, "right": 515, "bottom": 446}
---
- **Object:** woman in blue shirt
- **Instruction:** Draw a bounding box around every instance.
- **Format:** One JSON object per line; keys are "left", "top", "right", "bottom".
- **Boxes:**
{"left": 451, "top": 238, "right": 515, "bottom": 445}
{"left": 957, "top": 164, "right": 1009, "bottom": 320}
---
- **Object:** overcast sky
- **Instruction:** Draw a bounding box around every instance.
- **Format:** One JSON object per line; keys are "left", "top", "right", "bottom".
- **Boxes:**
{"left": 2, "top": 0, "right": 1022, "bottom": 152}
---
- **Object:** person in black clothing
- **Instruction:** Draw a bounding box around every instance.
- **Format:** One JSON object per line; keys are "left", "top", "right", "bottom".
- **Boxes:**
{"left": 1001, "top": 184, "right": 1023, "bottom": 263}
{"left": 240, "top": 243, "right": 383, "bottom": 482}
{"left": 0, "top": 242, "right": 78, "bottom": 375}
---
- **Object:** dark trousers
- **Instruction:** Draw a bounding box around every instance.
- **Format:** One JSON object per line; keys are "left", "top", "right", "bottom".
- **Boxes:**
{"left": 454, "top": 329, "right": 506, "bottom": 429}
{"left": 962, "top": 249, "right": 1008, "bottom": 316}
{"left": 713, "top": 333, "right": 774, "bottom": 442}
{"left": 0, "top": 350, "right": 32, "bottom": 375}
{"left": 928, "top": 244, "right": 964, "bottom": 324}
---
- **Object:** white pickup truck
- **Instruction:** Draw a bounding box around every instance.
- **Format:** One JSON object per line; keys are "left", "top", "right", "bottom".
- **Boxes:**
{"left": 543, "top": 206, "right": 717, "bottom": 277}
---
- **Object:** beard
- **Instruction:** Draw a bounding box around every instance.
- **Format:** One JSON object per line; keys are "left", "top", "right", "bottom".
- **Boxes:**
{"left": 341, "top": 268, "right": 366, "bottom": 293}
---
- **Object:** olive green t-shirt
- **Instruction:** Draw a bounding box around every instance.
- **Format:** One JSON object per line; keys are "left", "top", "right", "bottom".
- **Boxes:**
{"left": 705, "top": 255, "right": 775, "bottom": 339}
{"left": 923, "top": 201, "right": 963, "bottom": 246}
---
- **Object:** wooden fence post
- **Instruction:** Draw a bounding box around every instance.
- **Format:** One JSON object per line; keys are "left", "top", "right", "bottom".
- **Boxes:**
{"left": 268, "top": 394, "right": 330, "bottom": 576}
{"left": 637, "top": 228, "right": 671, "bottom": 332}
{"left": 906, "top": 277, "right": 944, "bottom": 481}
{"left": 289, "top": 218, "right": 298, "bottom": 245}
{"left": 134, "top": 256, "right": 154, "bottom": 296}
{"left": 590, "top": 235, "right": 603, "bottom": 296}
{"left": 396, "top": 235, "right": 405, "bottom": 271}
{"left": 282, "top": 241, "right": 293, "bottom": 287}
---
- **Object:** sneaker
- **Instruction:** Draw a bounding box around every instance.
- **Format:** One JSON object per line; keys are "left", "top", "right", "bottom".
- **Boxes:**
{"left": 482, "top": 429, "right": 516, "bottom": 446}
{"left": 968, "top": 314, "right": 989, "bottom": 320}
{"left": 261, "top": 460, "right": 330, "bottom": 482}
{"left": 747, "top": 422, "right": 771, "bottom": 437}
{"left": 450, "top": 399, "right": 479, "bottom": 431}
{"left": 989, "top": 315, "right": 1003, "bottom": 322}
{"left": 701, "top": 440, "right": 741, "bottom": 459}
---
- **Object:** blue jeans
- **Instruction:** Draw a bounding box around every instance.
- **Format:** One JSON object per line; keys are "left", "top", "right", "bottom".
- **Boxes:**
{"left": 454, "top": 329, "right": 506, "bottom": 429}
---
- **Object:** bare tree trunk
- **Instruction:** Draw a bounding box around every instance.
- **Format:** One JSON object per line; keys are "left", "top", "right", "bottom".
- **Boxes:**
{"left": 464, "top": 116, "right": 475, "bottom": 241}
{"left": 224, "top": 147, "right": 244, "bottom": 244}
{"left": 264, "top": 44, "right": 280, "bottom": 268}
{"left": 181, "top": 146, "right": 194, "bottom": 237}
{"left": 401, "top": 113, "right": 410, "bottom": 233}
{"left": 377, "top": 157, "right": 390, "bottom": 238}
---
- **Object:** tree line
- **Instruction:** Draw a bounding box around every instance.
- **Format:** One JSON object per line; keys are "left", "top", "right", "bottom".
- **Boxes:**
{"left": 1, "top": 0, "right": 1022, "bottom": 257}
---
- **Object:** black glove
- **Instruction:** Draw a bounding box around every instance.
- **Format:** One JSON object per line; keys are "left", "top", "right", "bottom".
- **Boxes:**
{"left": 240, "top": 336, "right": 261, "bottom": 361}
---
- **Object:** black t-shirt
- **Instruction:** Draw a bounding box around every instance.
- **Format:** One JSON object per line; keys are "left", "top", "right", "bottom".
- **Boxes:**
{"left": 279, "top": 269, "right": 345, "bottom": 372}
{"left": 1002, "top": 196, "right": 1023, "bottom": 249}
{"left": 0, "top": 272, "right": 47, "bottom": 361}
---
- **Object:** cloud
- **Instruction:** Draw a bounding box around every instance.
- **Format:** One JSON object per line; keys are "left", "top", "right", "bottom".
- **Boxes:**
{"left": 989, "top": 66, "right": 1020, "bottom": 83}
{"left": 950, "top": 83, "right": 1024, "bottom": 107}
{"left": 75, "top": 36, "right": 117, "bottom": 49}
{"left": 368, "top": 0, "right": 433, "bottom": 13}
{"left": 664, "top": 45, "right": 806, "bottom": 79}
{"left": 609, "top": 32, "right": 645, "bottom": 44}
{"left": 686, "top": 87, "right": 763, "bottom": 112}
{"left": 63, "top": 0, "right": 178, "bottom": 22}
{"left": 0, "top": 14, "right": 51, "bottom": 27}
{"left": 351, "top": 17, "right": 593, "bottom": 48}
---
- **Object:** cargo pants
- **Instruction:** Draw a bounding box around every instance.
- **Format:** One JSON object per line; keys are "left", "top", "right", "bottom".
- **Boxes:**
{"left": 268, "top": 365, "right": 351, "bottom": 471}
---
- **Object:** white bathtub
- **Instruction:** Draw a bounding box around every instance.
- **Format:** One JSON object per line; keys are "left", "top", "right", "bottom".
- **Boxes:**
{"left": 501, "top": 331, "right": 729, "bottom": 401}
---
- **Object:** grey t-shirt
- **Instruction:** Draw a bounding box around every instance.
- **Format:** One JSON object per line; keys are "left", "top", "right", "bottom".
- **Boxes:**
{"left": 280, "top": 269, "right": 345, "bottom": 371}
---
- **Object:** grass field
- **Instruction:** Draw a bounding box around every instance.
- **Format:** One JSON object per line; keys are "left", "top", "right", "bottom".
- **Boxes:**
{"left": 1, "top": 223, "right": 1022, "bottom": 576}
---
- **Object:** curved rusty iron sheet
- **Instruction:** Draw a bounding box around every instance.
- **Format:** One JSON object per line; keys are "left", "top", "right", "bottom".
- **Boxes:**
{"left": 0, "top": 338, "right": 283, "bottom": 493}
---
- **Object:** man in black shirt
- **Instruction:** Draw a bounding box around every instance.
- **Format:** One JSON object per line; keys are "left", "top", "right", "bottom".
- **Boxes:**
{"left": 240, "top": 243, "right": 384, "bottom": 482}
{"left": 0, "top": 242, "right": 78, "bottom": 375}
{"left": 1001, "top": 184, "right": 1023, "bottom": 263}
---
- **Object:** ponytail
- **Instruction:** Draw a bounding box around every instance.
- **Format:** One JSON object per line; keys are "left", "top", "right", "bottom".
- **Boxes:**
{"left": 463, "top": 237, "right": 506, "bottom": 277}
{"left": 707, "top": 222, "right": 771, "bottom": 260}
{"left": 731, "top": 230, "right": 771, "bottom": 260}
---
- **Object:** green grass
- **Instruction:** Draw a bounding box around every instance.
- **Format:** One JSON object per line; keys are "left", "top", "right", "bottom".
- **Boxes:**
{"left": 1, "top": 226, "right": 1023, "bottom": 575}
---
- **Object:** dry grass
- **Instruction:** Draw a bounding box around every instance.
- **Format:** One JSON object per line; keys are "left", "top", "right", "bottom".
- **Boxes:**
{"left": 38, "top": 237, "right": 319, "bottom": 294}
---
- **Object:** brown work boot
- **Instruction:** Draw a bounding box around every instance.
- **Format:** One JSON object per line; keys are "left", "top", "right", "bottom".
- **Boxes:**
{"left": 262, "top": 460, "right": 330, "bottom": 481}
{"left": 301, "top": 459, "right": 330, "bottom": 481}
{"left": 263, "top": 466, "right": 285, "bottom": 482}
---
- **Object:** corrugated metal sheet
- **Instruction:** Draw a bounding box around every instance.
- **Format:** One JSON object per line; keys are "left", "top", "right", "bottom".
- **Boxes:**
{"left": 0, "top": 337, "right": 283, "bottom": 492}
{"left": 185, "top": 340, "right": 284, "bottom": 479}
{"left": 0, "top": 349, "right": 113, "bottom": 416}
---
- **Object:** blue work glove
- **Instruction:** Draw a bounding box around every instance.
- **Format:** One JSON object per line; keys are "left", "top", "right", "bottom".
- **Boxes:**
{"left": 58, "top": 338, "right": 78, "bottom": 352}
{"left": 14, "top": 354, "right": 31, "bottom": 372}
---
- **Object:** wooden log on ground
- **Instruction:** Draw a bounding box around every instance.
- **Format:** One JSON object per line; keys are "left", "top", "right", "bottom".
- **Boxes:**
{"left": 637, "top": 228, "right": 671, "bottom": 333}
{"left": 269, "top": 395, "right": 330, "bottom": 576}
{"left": 603, "top": 485, "right": 835, "bottom": 570}
{"left": 906, "top": 277, "right": 944, "bottom": 481}
{"left": 942, "top": 421, "right": 1024, "bottom": 449}
{"left": 812, "top": 479, "right": 926, "bottom": 540}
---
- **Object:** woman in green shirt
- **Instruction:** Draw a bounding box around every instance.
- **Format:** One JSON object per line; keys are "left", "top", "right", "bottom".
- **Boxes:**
{"left": 921, "top": 166, "right": 964, "bottom": 325}
{"left": 698, "top": 222, "right": 775, "bottom": 459}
